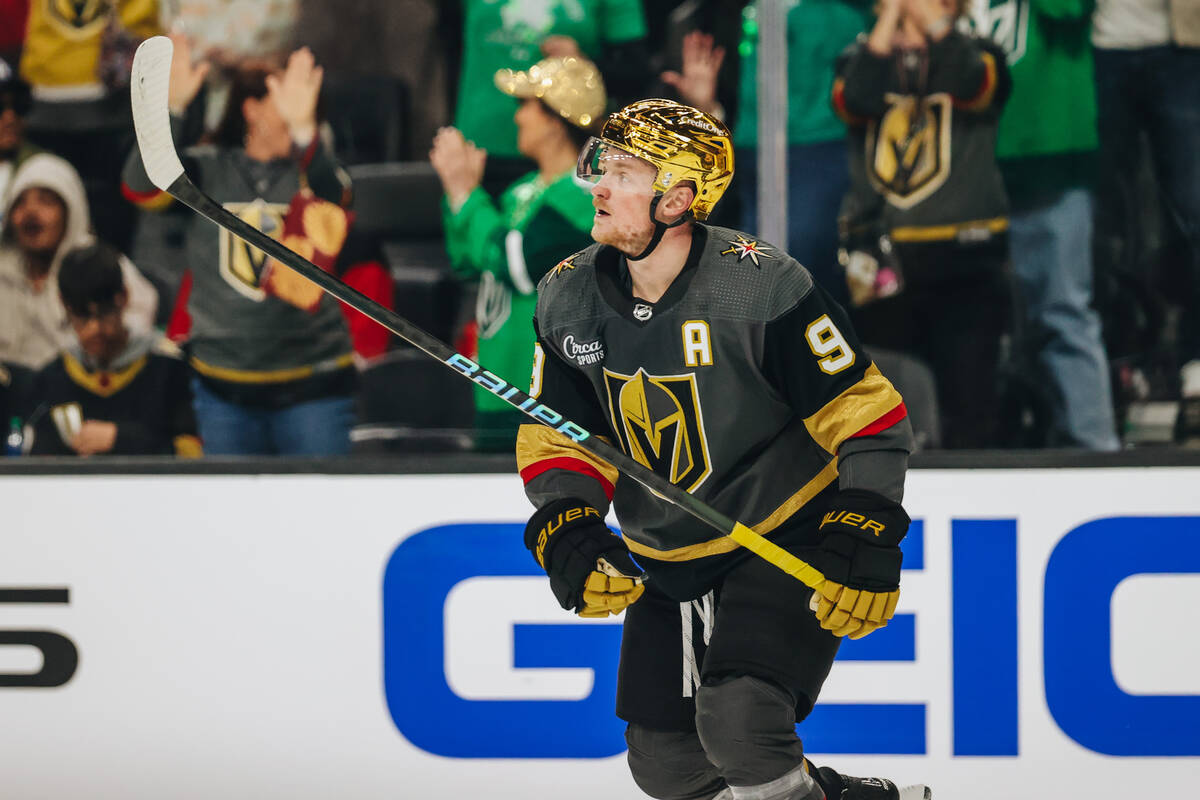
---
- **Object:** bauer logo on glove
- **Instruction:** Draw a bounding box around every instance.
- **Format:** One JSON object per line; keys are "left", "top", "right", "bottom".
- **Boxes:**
{"left": 532, "top": 504, "right": 603, "bottom": 568}
{"left": 525, "top": 498, "right": 646, "bottom": 618}
{"left": 808, "top": 490, "right": 910, "bottom": 640}
{"left": 820, "top": 509, "right": 889, "bottom": 536}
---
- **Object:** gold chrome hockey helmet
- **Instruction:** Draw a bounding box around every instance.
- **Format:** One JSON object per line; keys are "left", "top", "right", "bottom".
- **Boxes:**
{"left": 577, "top": 98, "right": 734, "bottom": 220}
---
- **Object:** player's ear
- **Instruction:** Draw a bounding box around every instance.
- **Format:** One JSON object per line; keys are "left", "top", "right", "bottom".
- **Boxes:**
{"left": 659, "top": 181, "right": 696, "bottom": 221}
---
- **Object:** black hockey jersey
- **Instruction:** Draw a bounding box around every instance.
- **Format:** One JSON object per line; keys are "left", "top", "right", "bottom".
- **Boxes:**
{"left": 29, "top": 335, "right": 201, "bottom": 457}
{"left": 518, "top": 225, "right": 911, "bottom": 600}
{"left": 833, "top": 31, "right": 1012, "bottom": 242}
{"left": 122, "top": 117, "right": 354, "bottom": 387}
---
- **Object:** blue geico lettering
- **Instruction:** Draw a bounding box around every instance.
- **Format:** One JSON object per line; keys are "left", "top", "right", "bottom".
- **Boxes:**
{"left": 444, "top": 354, "right": 590, "bottom": 443}
{"left": 383, "top": 516, "right": 1200, "bottom": 759}
{"left": 384, "top": 523, "right": 625, "bottom": 758}
{"left": 1043, "top": 516, "right": 1200, "bottom": 756}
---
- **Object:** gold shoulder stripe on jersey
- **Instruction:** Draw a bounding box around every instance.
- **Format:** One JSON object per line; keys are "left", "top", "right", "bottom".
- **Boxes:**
{"left": 803, "top": 363, "right": 904, "bottom": 454}
{"left": 516, "top": 424, "right": 621, "bottom": 490}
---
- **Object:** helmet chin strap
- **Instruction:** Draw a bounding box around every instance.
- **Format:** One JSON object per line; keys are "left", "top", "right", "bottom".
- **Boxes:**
{"left": 627, "top": 195, "right": 692, "bottom": 261}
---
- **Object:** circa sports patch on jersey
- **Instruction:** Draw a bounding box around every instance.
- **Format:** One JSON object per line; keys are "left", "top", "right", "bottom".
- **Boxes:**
{"left": 720, "top": 235, "right": 773, "bottom": 266}
{"left": 561, "top": 334, "right": 605, "bottom": 366}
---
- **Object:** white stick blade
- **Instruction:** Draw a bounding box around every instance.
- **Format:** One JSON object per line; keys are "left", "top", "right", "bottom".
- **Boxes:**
{"left": 130, "top": 36, "right": 184, "bottom": 191}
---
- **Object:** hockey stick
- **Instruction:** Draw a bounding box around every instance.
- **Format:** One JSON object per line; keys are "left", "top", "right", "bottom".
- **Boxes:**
{"left": 129, "top": 36, "right": 827, "bottom": 591}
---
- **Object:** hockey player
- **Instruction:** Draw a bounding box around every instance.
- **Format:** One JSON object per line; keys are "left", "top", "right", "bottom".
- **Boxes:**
{"left": 517, "top": 99, "right": 927, "bottom": 800}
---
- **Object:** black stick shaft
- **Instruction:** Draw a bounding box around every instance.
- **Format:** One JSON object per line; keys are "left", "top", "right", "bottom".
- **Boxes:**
{"left": 167, "top": 175, "right": 740, "bottom": 537}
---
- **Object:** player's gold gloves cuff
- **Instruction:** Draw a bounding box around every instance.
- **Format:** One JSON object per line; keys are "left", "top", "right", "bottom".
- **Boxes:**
{"left": 579, "top": 557, "right": 646, "bottom": 617}
{"left": 807, "top": 490, "right": 909, "bottom": 639}
{"left": 810, "top": 580, "right": 900, "bottom": 639}
{"left": 525, "top": 498, "right": 647, "bottom": 617}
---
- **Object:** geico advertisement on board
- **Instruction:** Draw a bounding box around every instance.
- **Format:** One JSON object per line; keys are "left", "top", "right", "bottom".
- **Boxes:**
{"left": 1, "top": 469, "right": 1198, "bottom": 799}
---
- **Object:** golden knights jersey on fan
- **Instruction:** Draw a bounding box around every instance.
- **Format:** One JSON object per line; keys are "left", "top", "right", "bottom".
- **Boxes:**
{"left": 832, "top": 29, "right": 1012, "bottom": 238}
{"left": 518, "top": 225, "right": 912, "bottom": 600}
{"left": 121, "top": 115, "right": 355, "bottom": 397}
{"left": 29, "top": 334, "right": 201, "bottom": 457}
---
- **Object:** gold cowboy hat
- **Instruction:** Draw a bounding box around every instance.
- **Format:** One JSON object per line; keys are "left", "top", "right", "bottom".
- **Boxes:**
{"left": 494, "top": 56, "right": 606, "bottom": 130}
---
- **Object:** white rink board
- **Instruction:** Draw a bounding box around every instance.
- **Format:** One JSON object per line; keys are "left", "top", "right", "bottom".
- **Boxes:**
{"left": 2, "top": 468, "right": 1200, "bottom": 799}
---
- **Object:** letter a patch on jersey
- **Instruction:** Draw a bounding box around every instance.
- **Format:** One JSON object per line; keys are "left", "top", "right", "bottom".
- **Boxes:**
{"left": 603, "top": 368, "right": 712, "bottom": 493}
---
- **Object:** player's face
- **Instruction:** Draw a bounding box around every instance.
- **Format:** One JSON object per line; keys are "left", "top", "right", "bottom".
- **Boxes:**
{"left": 588, "top": 150, "right": 658, "bottom": 254}
{"left": 10, "top": 187, "right": 67, "bottom": 256}
{"left": 66, "top": 294, "right": 128, "bottom": 366}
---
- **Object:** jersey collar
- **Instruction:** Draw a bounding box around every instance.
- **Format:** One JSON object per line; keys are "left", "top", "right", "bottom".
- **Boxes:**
{"left": 596, "top": 225, "right": 708, "bottom": 325}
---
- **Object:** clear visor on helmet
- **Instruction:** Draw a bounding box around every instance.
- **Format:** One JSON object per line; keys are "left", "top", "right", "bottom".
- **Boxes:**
{"left": 576, "top": 137, "right": 657, "bottom": 196}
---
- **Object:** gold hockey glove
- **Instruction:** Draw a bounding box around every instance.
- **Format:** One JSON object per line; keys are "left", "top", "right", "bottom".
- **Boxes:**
{"left": 525, "top": 498, "right": 646, "bottom": 618}
{"left": 807, "top": 490, "right": 909, "bottom": 639}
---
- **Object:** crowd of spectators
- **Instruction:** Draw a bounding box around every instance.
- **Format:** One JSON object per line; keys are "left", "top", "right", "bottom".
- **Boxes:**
{"left": 0, "top": 0, "right": 1197, "bottom": 458}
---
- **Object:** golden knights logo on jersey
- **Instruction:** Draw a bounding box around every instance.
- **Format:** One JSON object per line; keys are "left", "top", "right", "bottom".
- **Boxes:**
{"left": 218, "top": 199, "right": 288, "bottom": 301}
{"left": 46, "top": 0, "right": 111, "bottom": 34}
{"left": 867, "top": 94, "right": 952, "bottom": 210}
{"left": 603, "top": 367, "right": 712, "bottom": 493}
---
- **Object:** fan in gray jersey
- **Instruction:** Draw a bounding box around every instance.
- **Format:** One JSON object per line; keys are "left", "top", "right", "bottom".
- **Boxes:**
{"left": 516, "top": 98, "right": 930, "bottom": 800}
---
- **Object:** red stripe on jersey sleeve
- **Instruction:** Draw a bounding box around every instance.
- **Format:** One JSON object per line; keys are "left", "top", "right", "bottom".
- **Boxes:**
{"left": 831, "top": 78, "right": 869, "bottom": 126}
{"left": 122, "top": 182, "right": 175, "bottom": 210}
{"left": 520, "top": 456, "right": 616, "bottom": 501}
{"left": 122, "top": 182, "right": 163, "bottom": 203}
{"left": 848, "top": 402, "right": 908, "bottom": 440}
{"left": 955, "top": 51, "right": 998, "bottom": 111}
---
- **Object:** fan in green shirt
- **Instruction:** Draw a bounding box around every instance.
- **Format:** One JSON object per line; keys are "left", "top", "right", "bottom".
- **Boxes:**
{"left": 454, "top": 0, "right": 647, "bottom": 161}
{"left": 733, "top": 0, "right": 872, "bottom": 150}
{"left": 432, "top": 55, "right": 606, "bottom": 449}
{"left": 966, "top": 0, "right": 1099, "bottom": 198}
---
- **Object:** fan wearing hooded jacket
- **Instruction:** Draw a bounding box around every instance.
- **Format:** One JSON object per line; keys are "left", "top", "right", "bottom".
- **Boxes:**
{"left": 0, "top": 152, "right": 157, "bottom": 369}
